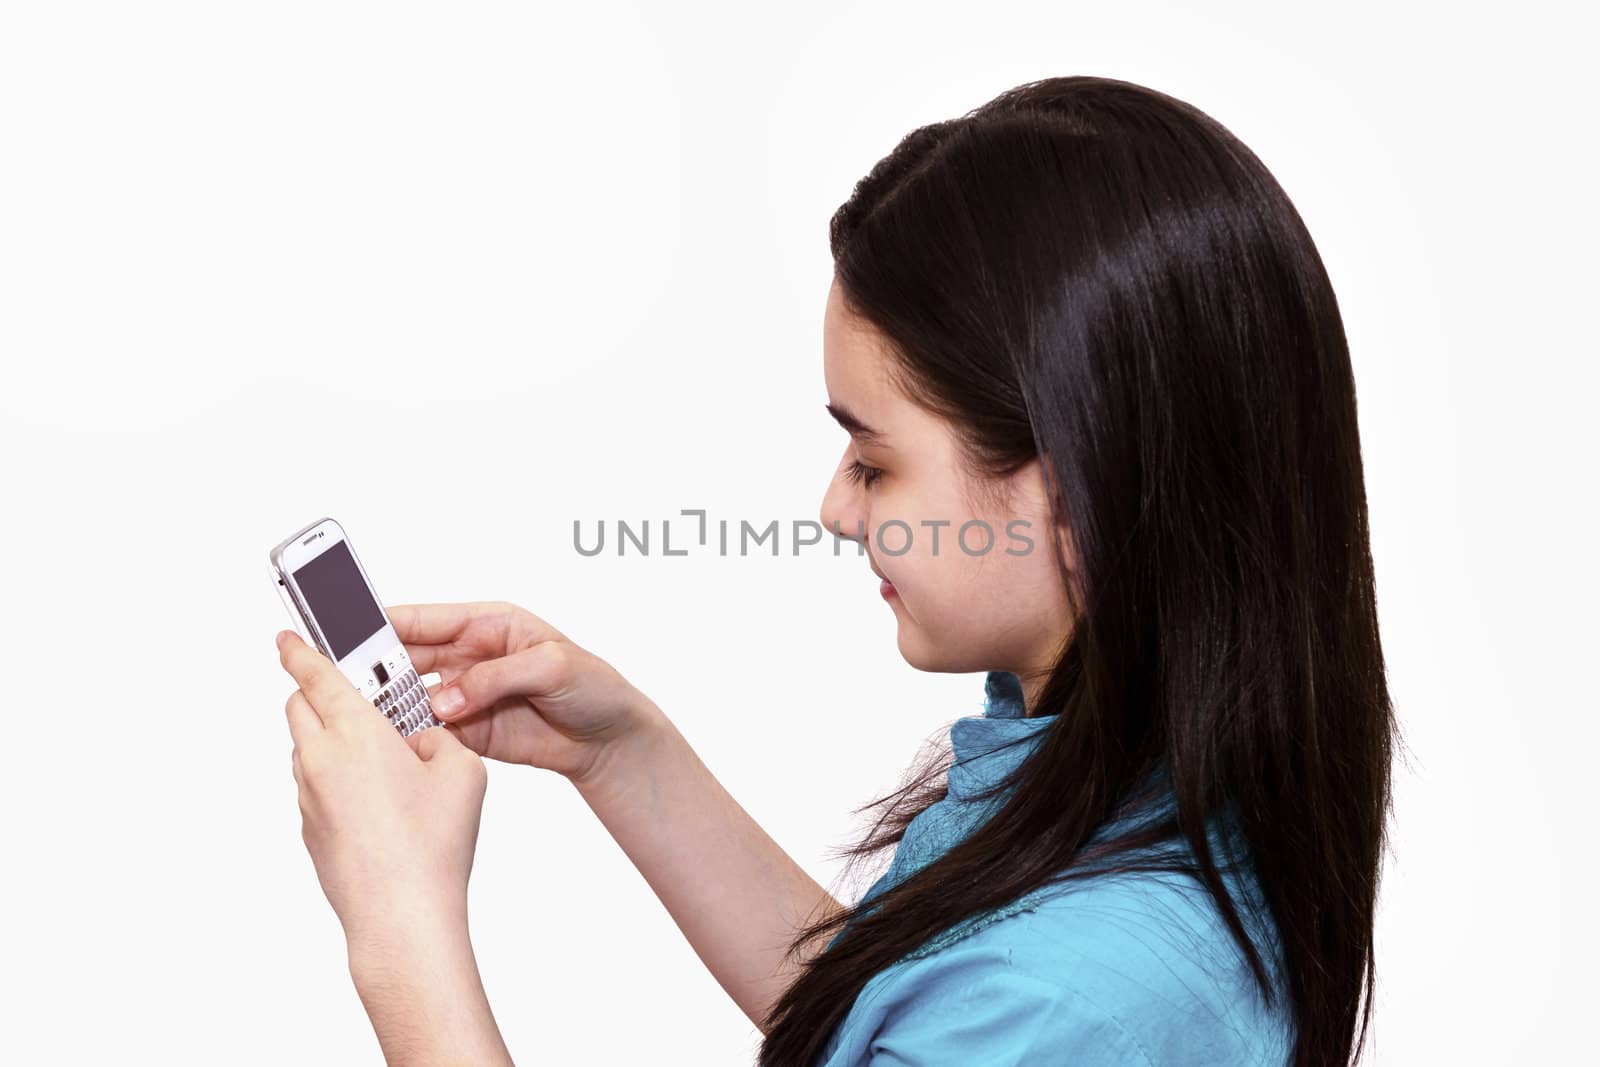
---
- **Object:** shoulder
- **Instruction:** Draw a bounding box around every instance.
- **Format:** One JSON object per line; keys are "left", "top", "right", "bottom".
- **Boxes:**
{"left": 825, "top": 871, "right": 1292, "bottom": 1066}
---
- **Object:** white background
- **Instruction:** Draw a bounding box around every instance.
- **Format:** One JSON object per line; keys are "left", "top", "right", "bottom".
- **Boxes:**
{"left": 2, "top": 1, "right": 1594, "bottom": 1062}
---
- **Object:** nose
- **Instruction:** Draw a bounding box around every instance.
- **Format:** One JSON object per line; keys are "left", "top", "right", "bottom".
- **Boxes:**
{"left": 820, "top": 447, "right": 867, "bottom": 550}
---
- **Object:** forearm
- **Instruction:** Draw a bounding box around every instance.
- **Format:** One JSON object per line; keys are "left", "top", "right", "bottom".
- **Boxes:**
{"left": 345, "top": 900, "right": 515, "bottom": 1066}
{"left": 573, "top": 699, "right": 843, "bottom": 1032}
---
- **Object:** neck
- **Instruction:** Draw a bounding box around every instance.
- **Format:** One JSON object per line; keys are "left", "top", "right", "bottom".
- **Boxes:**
{"left": 1018, "top": 669, "right": 1050, "bottom": 717}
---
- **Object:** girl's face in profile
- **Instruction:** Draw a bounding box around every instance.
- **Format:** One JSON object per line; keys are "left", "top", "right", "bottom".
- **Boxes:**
{"left": 818, "top": 279, "right": 1074, "bottom": 706}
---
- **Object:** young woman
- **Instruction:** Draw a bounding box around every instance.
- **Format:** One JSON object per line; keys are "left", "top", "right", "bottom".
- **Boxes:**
{"left": 275, "top": 75, "right": 1394, "bottom": 1066}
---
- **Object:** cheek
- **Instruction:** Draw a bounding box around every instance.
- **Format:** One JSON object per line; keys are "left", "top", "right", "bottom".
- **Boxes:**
{"left": 885, "top": 555, "right": 1023, "bottom": 673}
{"left": 887, "top": 536, "right": 1001, "bottom": 616}
{"left": 891, "top": 527, "right": 1062, "bottom": 633}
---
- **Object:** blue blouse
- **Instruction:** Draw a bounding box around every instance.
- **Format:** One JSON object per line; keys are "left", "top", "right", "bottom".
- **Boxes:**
{"left": 814, "top": 671, "right": 1293, "bottom": 1066}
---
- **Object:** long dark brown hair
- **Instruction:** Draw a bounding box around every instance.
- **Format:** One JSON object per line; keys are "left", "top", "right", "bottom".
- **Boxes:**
{"left": 758, "top": 76, "right": 1397, "bottom": 1066}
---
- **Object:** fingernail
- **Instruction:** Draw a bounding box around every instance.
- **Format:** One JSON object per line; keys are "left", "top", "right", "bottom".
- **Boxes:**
{"left": 276, "top": 630, "right": 289, "bottom": 648}
{"left": 433, "top": 686, "right": 464, "bottom": 718}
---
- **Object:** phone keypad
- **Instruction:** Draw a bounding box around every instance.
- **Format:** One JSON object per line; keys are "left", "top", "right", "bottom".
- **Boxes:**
{"left": 372, "top": 666, "right": 440, "bottom": 736}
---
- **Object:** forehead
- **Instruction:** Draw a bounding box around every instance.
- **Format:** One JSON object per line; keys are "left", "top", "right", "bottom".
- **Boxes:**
{"left": 822, "top": 279, "right": 897, "bottom": 413}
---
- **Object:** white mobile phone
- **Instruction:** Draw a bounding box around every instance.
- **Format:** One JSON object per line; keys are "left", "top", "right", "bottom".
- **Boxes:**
{"left": 268, "top": 516, "right": 440, "bottom": 737}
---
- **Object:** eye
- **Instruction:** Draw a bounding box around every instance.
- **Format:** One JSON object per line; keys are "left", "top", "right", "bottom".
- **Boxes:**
{"left": 844, "top": 459, "right": 884, "bottom": 487}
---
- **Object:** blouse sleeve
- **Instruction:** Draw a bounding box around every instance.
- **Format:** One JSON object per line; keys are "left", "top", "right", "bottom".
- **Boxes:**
{"left": 863, "top": 943, "right": 1156, "bottom": 1066}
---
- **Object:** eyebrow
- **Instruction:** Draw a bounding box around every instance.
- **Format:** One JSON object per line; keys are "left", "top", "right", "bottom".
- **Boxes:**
{"left": 824, "top": 402, "right": 888, "bottom": 445}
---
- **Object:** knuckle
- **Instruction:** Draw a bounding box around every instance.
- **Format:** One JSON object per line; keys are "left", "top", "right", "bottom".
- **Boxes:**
{"left": 539, "top": 638, "right": 573, "bottom": 676}
{"left": 538, "top": 642, "right": 578, "bottom": 694}
{"left": 502, "top": 598, "right": 539, "bottom": 628}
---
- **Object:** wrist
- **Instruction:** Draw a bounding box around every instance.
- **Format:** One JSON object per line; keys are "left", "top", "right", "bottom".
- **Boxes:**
{"left": 344, "top": 892, "right": 471, "bottom": 986}
{"left": 569, "top": 693, "right": 671, "bottom": 798}
{"left": 342, "top": 896, "right": 513, "bottom": 1066}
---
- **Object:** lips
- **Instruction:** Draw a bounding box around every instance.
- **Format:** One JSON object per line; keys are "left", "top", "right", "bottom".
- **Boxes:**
{"left": 870, "top": 560, "right": 897, "bottom": 598}
{"left": 866, "top": 550, "right": 897, "bottom": 592}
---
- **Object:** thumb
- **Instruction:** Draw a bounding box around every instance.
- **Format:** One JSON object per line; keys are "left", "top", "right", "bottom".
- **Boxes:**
{"left": 409, "top": 722, "right": 465, "bottom": 762}
{"left": 430, "top": 641, "right": 570, "bottom": 722}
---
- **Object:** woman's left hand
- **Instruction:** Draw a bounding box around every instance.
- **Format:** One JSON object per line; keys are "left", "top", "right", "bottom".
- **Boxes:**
{"left": 275, "top": 629, "right": 489, "bottom": 951}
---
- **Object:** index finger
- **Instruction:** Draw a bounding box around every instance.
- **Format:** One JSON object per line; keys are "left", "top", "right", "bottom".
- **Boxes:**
{"left": 275, "top": 630, "right": 360, "bottom": 726}
{"left": 387, "top": 601, "right": 499, "bottom": 644}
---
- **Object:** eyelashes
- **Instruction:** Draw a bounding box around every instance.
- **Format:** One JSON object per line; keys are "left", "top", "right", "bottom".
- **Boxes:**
{"left": 844, "top": 459, "right": 884, "bottom": 487}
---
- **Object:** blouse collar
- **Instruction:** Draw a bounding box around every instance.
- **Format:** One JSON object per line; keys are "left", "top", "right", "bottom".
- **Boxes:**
{"left": 947, "top": 672, "right": 1175, "bottom": 828}
{"left": 946, "top": 671, "right": 1059, "bottom": 801}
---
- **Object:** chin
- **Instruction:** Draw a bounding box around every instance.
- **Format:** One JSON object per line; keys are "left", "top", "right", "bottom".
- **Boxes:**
{"left": 895, "top": 627, "right": 957, "bottom": 674}
{"left": 896, "top": 625, "right": 997, "bottom": 676}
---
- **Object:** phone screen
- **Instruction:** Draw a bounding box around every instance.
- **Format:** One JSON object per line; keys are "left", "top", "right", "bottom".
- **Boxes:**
{"left": 291, "top": 539, "right": 388, "bottom": 661}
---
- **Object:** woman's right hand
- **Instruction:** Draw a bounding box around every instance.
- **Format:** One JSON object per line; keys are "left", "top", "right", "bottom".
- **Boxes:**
{"left": 387, "top": 600, "right": 656, "bottom": 785}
